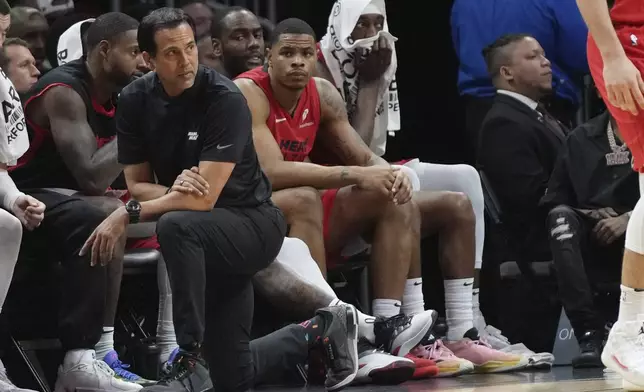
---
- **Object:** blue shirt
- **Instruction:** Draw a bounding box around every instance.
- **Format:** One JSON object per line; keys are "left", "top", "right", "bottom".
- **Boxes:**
{"left": 451, "top": 0, "right": 589, "bottom": 107}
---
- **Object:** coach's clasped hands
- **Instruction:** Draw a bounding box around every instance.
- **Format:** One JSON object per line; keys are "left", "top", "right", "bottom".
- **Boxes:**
{"left": 171, "top": 167, "right": 209, "bottom": 196}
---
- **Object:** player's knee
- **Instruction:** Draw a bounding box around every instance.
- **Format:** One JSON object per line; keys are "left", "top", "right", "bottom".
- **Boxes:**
{"left": 384, "top": 197, "right": 420, "bottom": 231}
{"left": 0, "top": 210, "right": 22, "bottom": 242}
{"left": 282, "top": 186, "right": 323, "bottom": 220}
{"left": 446, "top": 191, "right": 475, "bottom": 225}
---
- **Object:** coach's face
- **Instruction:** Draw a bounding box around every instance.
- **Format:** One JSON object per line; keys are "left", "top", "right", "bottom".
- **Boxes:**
{"left": 104, "top": 29, "right": 147, "bottom": 88}
{"left": 146, "top": 22, "right": 198, "bottom": 97}
{"left": 268, "top": 33, "right": 316, "bottom": 90}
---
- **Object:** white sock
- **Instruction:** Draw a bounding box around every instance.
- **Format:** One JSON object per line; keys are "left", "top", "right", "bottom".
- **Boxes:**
{"left": 401, "top": 278, "right": 425, "bottom": 316}
{"left": 329, "top": 298, "right": 376, "bottom": 343}
{"left": 444, "top": 278, "right": 474, "bottom": 341}
{"left": 618, "top": 285, "right": 644, "bottom": 323}
{"left": 372, "top": 299, "right": 401, "bottom": 319}
{"left": 472, "top": 287, "right": 486, "bottom": 330}
{"left": 94, "top": 327, "right": 115, "bottom": 360}
{"left": 157, "top": 257, "right": 179, "bottom": 364}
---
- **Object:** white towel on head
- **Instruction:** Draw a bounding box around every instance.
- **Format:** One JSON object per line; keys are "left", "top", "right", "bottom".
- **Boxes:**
{"left": 319, "top": 0, "right": 400, "bottom": 157}
{"left": 56, "top": 18, "right": 94, "bottom": 66}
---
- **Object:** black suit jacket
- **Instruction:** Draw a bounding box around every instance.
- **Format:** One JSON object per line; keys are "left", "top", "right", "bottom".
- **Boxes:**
{"left": 477, "top": 93, "right": 565, "bottom": 257}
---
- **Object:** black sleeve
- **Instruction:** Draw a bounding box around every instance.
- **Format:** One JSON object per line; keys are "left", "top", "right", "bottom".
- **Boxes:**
{"left": 116, "top": 90, "right": 147, "bottom": 165}
{"left": 540, "top": 140, "right": 576, "bottom": 208}
{"left": 200, "top": 92, "right": 251, "bottom": 164}
{"left": 478, "top": 117, "right": 550, "bottom": 210}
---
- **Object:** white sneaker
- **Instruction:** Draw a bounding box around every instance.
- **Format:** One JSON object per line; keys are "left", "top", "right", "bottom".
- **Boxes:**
{"left": 0, "top": 359, "right": 36, "bottom": 392}
{"left": 479, "top": 325, "right": 554, "bottom": 369}
{"left": 602, "top": 320, "right": 644, "bottom": 391}
{"left": 54, "top": 350, "right": 142, "bottom": 392}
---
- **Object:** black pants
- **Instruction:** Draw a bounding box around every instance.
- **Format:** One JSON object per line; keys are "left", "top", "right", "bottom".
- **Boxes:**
{"left": 19, "top": 189, "right": 108, "bottom": 350}
{"left": 547, "top": 205, "right": 623, "bottom": 336}
{"left": 249, "top": 324, "right": 309, "bottom": 386}
{"left": 156, "top": 202, "right": 286, "bottom": 392}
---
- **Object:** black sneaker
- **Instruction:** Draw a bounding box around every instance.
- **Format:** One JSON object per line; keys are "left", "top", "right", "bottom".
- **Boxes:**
{"left": 374, "top": 310, "right": 437, "bottom": 356}
{"left": 572, "top": 331, "right": 604, "bottom": 369}
{"left": 315, "top": 304, "right": 359, "bottom": 391}
{"left": 141, "top": 351, "right": 212, "bottom": 392}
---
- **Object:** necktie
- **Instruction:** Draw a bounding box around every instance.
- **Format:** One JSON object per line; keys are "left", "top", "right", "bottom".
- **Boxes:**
{"left": 536, "top": 104, "right": 566, "bottom": 140}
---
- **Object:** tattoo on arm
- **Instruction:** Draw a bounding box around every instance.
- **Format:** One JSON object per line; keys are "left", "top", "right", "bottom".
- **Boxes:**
{"left": 340, "top": 167, "right": 349, "bottom": 180}
{"left": 317, "top": 78, "right": 374, "bottom": 166}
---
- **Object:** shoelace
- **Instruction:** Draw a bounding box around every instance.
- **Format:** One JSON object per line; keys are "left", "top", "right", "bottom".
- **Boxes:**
{"left": 160, "top": 356, "right": 191, "bottom": 385}
{"left": 427, "top": 340, "right": 456, "bottom": 359}
{"left": 109, "top": 358, "right": 140, "bottom": 381}
{"left": 94, "top": 360, "right": 117, "bottom": 377}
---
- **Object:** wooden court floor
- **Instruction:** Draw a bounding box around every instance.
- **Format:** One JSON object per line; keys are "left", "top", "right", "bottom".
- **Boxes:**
{"left": 258, "top": 367, "right": 625, "bottom": 392}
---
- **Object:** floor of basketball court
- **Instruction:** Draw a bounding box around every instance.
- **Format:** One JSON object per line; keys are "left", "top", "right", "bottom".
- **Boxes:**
{"left": 259, "top": 367, "right": 624, "bottom": 392}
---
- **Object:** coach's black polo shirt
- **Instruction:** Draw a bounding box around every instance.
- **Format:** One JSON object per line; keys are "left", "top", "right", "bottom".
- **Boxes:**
{"left": 117, "top": 65, "right": 272, "bottom": 208}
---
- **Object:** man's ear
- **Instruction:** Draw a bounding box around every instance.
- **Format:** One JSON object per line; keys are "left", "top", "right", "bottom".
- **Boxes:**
{"left": 98, "top": 39, "right": 110, "bottom": 61}
{"left": 212, "top": 38, "right": 223, "bottom": 58}
{"left": 499, "top": 65, "right": 513, "bottom": 82}
{"left": 143, "top": 51, "right": 155, "bottom": 71}
{"left": 267, "top": 48, "right": 272, "bottom": 68}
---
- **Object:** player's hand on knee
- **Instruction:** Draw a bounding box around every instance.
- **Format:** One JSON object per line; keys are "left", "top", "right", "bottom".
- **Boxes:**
{"left": 80, "top": 209, "right": 128, "bottom": 266}
{"left": 391, "top": 168, "right": 413, "bottom": 205}
{"left": 356, "top": 166, "right": 395, "bottom": 198}
{"left": 171, "top": 166, "right": 210, "bottom": 196}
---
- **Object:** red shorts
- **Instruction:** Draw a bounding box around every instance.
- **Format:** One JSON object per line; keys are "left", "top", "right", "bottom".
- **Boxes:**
{"left": 588, "top": 28, "right": 644, "bottom": 172}
{"left": 320, "top": 158, "right": 414, "bottom": 268}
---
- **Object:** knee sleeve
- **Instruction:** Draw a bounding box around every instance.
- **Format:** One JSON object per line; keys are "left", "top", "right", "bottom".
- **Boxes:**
{"left": 626, "top": 197, "right": 644, "bottom": 254}
{"left": 0, "top": 208, "right": 22, "bottom": 259}
{"left": 625, "top": 174, "right": 644, "bottom": 254}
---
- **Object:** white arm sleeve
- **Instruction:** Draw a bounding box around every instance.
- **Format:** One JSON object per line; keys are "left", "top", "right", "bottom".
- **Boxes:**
{"left": 0, "top": 169, "right": 23, "bottom": 211}
{"left": 0, "top": 67, "right": 28, "bottom": 166}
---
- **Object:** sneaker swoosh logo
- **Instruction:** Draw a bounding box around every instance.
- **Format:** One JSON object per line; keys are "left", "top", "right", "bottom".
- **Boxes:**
{"left": 464, "top": 282, "right": 473, "bottom": 286}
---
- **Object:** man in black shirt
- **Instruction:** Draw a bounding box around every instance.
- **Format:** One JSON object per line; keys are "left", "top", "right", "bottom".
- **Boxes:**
{"left": 541, "top": 111, "right": 638, "bottom": 368}
{"left": 85, "top": 8, "right": 359, "bottom": 392}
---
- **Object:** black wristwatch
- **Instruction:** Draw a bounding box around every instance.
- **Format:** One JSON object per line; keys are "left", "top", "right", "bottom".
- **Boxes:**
{"left": 125, "top": 199, "right": 141, "bottom": 224}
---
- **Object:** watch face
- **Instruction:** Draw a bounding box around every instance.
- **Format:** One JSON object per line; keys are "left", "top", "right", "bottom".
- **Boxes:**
{"left": 127, "top": 200, "right": 141, "bottom": 212}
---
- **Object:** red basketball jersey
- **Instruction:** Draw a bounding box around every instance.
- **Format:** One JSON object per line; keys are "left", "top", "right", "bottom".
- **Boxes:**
{"left": 611, "top": 0, "right": 644, "bottom": 26}
{"left": 236, "top": 67, "right": 321, "bottom": 162}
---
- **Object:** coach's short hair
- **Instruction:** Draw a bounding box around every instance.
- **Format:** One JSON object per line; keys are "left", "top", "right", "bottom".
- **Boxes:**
{"left": 85, "top": 12, "right": 139, "bottom": 51}
{"left": 138, "top": 7, "right": 196, "bottom": 57}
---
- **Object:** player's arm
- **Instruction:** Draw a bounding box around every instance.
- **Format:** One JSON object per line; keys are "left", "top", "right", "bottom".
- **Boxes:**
{"left": 315, "top": 61, "right": 380, "bottom": 147}
{"left": 43, "top": 86, "right": 122, "bottom": 196}
{"left": 576, "top": 0, "right": 624, "bottom": 61}
{"left": 315, "top": 77, "right": 388, "bottom": 167}
{"left": 235, "top": 78, "right": 368, "bottom": 191}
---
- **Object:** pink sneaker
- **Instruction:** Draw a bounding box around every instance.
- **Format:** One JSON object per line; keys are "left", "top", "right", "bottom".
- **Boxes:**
{"left": 444, "top": 329, "right": 529, "bottom": 373}
{"left": 407, "top": 338, "right": 474, "bottom": 377}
